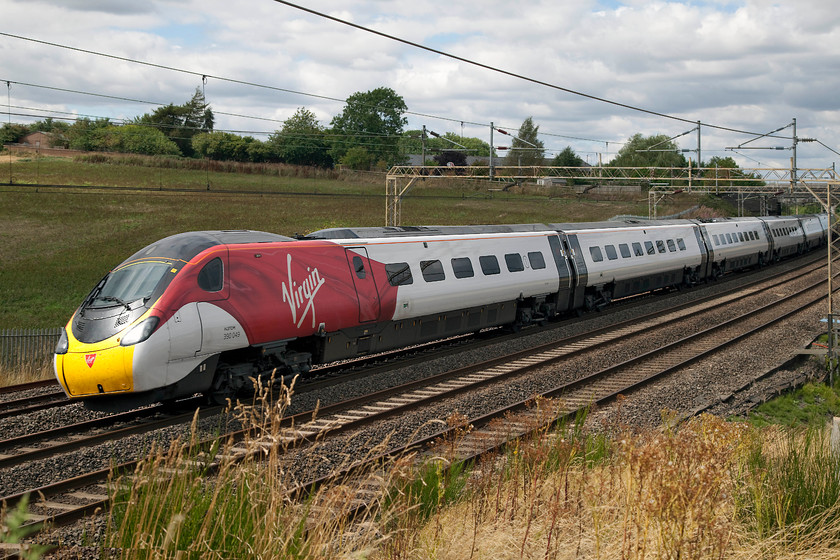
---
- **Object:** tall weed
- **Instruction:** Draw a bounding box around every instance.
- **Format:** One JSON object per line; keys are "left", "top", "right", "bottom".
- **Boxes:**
{"left": 734, "top": 423, "right": 840, "bottom": 543}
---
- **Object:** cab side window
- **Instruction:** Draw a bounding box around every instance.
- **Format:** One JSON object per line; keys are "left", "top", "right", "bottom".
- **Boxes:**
{"left": 198, "top": 257, "right": 224, "bottom": 292}
{"left": 352, "top": 255, "right": 366, "bottom": 279}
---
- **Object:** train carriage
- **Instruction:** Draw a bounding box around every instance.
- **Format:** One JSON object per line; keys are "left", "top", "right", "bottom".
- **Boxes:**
{"left": 800, "top": 214, "right": 828, "bottom": 249}
{"left": 696, "top": 218, "right": 771, "bottom": 274}
{"left": 554, "top": 220, "right": 706, "bottom": 308}
{"left": 759, "top": 216, "right": 807, "bottom": 260}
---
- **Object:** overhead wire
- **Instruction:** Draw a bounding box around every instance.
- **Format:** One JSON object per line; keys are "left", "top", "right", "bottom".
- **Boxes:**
{"left": 269, "top": 0, "right": 793, "bottom": 141}
{"left": 3, "top": 25, "right": 818, "bottom": 158}
{"left": 0, "top": 32, "right": 633, "bottom": 150}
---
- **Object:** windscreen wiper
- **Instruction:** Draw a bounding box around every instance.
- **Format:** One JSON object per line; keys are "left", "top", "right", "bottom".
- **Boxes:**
{"left": 95, "top": 296, "right": 132, "bottom": 311}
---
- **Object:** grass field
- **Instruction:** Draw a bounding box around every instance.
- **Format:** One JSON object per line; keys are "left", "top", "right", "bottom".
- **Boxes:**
{"left": 0, "top": 154, "right": 701, "bottom": 328}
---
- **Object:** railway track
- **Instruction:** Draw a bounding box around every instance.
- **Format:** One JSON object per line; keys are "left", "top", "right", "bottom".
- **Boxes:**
{"left": 0, "top": 389, "right": 68, "bottom": 421}
{"left": 0, "top": 379, "right": 57, "bottom": 396}
{"left": 4, "top": 252, "right": 832, "bottom": 549}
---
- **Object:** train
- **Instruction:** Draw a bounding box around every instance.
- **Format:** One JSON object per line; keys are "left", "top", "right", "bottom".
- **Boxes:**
{"left": 55, "top": 213, "right": 829, "bottom": 411}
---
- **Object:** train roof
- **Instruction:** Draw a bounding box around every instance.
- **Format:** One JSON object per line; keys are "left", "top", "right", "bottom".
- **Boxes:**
{"left": 305, "top": 218, "right": 698, "bottom": 240}
{"left": 121, "top": 230, "right": 293, "bottom": 266}
{"left": 304, "top": 224, "right": 553, "bottom": 239}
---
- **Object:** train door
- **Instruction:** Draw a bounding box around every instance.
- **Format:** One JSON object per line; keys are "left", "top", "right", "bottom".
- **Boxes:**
{"left": 345, "top": 248, "right": 381, "bottom": 323}
{"left": 693, "top": 225, "right": 713, "bottom": 279}
{"left": 560, "top": 234, "right": 588, "bottom": 310}
{"left": 547, "top": 235, "right": 574, "bottom": 313}
{"left": 168, "top": 250, "right": 229, "bottom": 379}
{"left": 167, "top": 303, "right": 203, "bottom": 362}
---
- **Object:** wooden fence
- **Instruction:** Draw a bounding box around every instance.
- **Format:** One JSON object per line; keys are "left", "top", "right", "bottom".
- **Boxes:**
{"left": 0, "top": 328, "right": 62, "bottom": 370}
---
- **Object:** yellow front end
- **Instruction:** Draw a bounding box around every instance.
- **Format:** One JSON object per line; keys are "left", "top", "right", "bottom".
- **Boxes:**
{"left": 55, "top": 325, "right": 135, "bottom": 397}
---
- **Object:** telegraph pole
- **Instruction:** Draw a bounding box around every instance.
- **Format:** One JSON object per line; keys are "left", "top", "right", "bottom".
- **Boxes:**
{"left": 489, "top": 122, "right": 495, "bottom": 180}
{"left": 421, "top": 125, "right": 426, "bottom": 166}
{"left": 696, "top": 121, "right": 702, "bottom": 169}
{"left": 792, "top": 117, "right": 797, "bottom": 191}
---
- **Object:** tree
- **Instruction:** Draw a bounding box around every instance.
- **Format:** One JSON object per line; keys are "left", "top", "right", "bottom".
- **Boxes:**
{"left": 192, "top": 131, "right": 252, "bottom": 161}
{"left": 433, "top": 150, "right": 467, "bottom": 167}
{"left": 609, "top": 133, "right": 688, "bottom": 168}
{"left": 704, "top": 155, "right": 764, "bottom": 187}
{"left": 340, "top": 146, "right": 373, "bottom": 170}
{"left": 134, "top": 88, "right": 213, "bottom": 157}
{"left": 65, "top": 118, "right": 112, "bottom": 151}
{"left": 503, "top": 117, "right": 545, "bottom": 167}
{"left": 107, "top": 125, "right": 181, "bottom": 156}
{"left": 552, "top": 146, "right": 585, "bottom": 167}
{"left": 268, "top": 108, "right": 333, "bottom": 167}
{"left": 0, "top": 123, "right": 30, "bottom": 145}
{"left": 330, "top": 87, "right": 407, "bottom": 168}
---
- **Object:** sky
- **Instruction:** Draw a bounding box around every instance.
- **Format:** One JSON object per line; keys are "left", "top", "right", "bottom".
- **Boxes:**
{"left": 2, "top": 0, "right": 839, "bottom": 170}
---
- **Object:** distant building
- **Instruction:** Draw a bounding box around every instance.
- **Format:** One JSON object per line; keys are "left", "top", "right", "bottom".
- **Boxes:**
{"left": 19, "top": 131, "right": 54, "bottom": 148}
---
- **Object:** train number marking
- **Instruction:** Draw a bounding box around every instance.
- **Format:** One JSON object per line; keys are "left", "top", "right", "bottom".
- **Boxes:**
{"left": 281, "top": 253, "right": 326, "bottom": 329}
{"left": 223, "top": 326, "right": 242, "bottom": 340}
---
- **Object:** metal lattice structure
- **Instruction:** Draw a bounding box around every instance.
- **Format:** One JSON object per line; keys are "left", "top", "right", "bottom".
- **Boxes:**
{"left": 385, "top": 164, "right": 839, "bottom": 226}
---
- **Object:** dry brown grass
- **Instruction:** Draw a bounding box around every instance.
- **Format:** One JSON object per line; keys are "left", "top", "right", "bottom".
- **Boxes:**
{"left": 387, "top": 415, "right": 840, "bottom": 560}
{"left": 0, "top": 363, "right": 54, "bottom": 388}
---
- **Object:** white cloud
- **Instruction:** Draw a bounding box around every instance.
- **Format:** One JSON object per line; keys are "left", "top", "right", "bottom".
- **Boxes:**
{"left": 2, "top": 0, "right": 839, "bottom": 169}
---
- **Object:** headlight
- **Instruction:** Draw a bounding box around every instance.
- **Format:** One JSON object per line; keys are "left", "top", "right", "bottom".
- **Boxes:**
{"left": 120, "top": 317, "right": 160, "bottom": 347}
{"left": 55, "top": 328, "right": 69, "bottom": 355}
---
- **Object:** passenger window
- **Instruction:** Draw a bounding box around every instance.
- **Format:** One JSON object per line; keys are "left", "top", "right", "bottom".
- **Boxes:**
{"left": 451, "top": 257, "right": 474, "bottom": 279}
{"left": 589, "top": 246, "right": 604, "bottom": 262}
{"left": 352, "top": 255, "right": 366, "bottom": 279}
{"left": 713, "top": 234, "right": 719, "bottom": 246}
{"left": 479, "top": 255, "right": 500, "bottom": 275}
{"left": 505, "top": 253, "right": 524, "bottom": 272}
{"left": 527, "top": 251, "right": 546, "bottom": 269}
{"left": 755, "top": 230, "right": 761, "bottom": 239}
{"left": 198, "top": 257, "right": 224, "bottom": 292}
{"left": 656, "top": 240, "right": 666, "bottom": 254}
{"left": 677, "top": 238, "right": 686, "bottom": 251}
{"left": 632, "top": 242, "right": 644, "bottom": 256}
{"left": 726, "top": 233, "right": 733, "bottom": 244}
{"left": 421, "top": 260, "right": 445, "bottom": 282}
{"left": 605, "top": 245, "right": 618, "bottom": 260}
{"left": 619, "top": 244, "right": 631, "bottom": 258}
{"left": 386, "top": 262, "right": 413, "bottom": 286}
{"left": 645, "top": 241, "right": 655, "bottom": 255}
{"left": 666, "top": 240, "right": 676, "bottom": 252}
{"left": 738, "top": 232, "right": 745, "bottom": 242}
